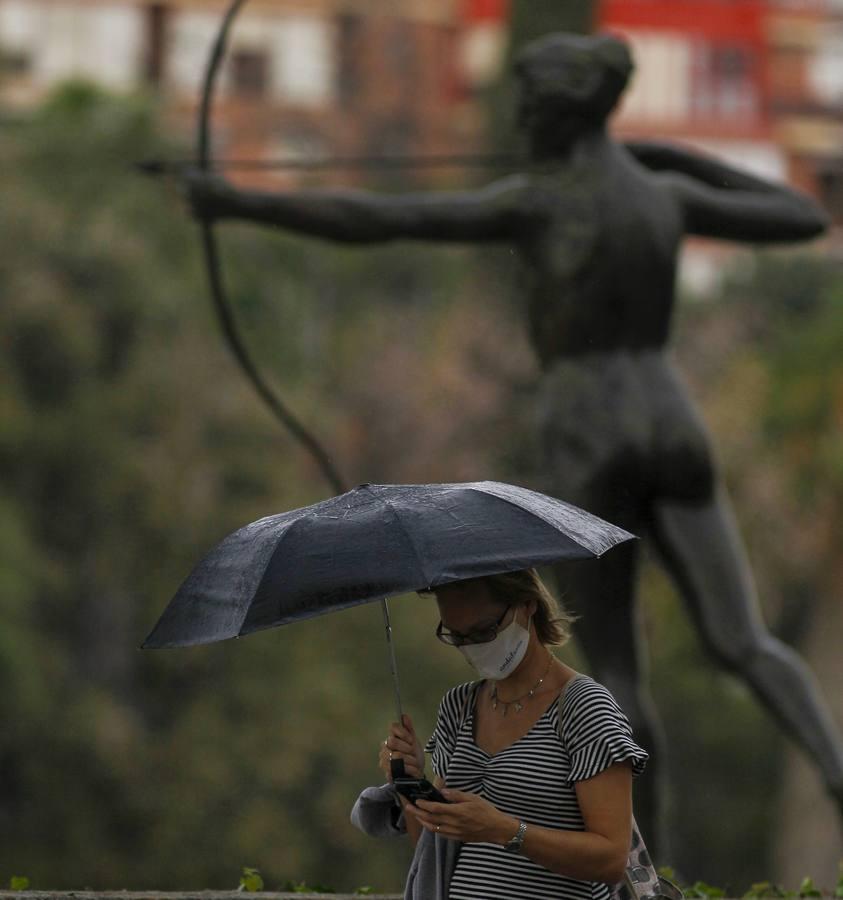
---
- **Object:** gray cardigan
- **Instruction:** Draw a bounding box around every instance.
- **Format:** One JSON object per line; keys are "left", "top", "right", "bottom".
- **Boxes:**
{"left": 350, "top": 782, "right": 460, "bottom": 900}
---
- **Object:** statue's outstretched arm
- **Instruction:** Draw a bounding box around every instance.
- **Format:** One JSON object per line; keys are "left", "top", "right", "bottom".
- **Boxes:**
{"left": 186, "top": 170, "right": 535, "bottom": 244}
{"left": 669, "top": 171, "right": 828, "bottom": 242}
{"left": 626, "top": 140, "right": 829, "bottom": 242}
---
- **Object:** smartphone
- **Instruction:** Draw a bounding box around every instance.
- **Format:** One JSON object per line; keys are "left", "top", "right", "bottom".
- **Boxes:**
{"left": 393, "top": 776, "right": 449, "bottom": 806}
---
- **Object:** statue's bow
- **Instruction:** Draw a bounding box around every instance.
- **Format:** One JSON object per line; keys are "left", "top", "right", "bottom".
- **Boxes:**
{"left": 195, "top": 0, "right": 347, "bottom": 494}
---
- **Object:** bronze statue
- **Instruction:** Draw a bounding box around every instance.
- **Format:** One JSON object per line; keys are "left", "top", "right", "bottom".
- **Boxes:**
{"left": 184, "top": 32, "right": 843, "bottom": 857}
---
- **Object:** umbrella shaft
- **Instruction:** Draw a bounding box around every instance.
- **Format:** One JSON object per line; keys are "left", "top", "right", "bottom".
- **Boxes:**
{"left": 381, "top": 598, "right": 403, "bottom": 723}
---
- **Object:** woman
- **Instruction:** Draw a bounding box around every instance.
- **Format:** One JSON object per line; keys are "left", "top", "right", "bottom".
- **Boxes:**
{"left": 378, "top": 568, "right": 648, "bottom": 899}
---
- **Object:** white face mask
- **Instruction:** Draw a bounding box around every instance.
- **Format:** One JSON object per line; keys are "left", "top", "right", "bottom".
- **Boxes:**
{"left": 458, "top": 612, "right": 531, "bottom": 680}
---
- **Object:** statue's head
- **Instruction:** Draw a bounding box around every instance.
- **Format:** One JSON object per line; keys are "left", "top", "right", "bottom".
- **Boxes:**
{"left": 513, "top": 32, "right": 634, "bottom": 138}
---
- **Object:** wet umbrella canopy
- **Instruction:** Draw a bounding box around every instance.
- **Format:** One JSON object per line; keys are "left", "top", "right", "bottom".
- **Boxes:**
{"left": 141, "top": 481, "right": 634, "bottom": 648}
{"left": 140, "top": 481, "right": 635, "bottom": 717}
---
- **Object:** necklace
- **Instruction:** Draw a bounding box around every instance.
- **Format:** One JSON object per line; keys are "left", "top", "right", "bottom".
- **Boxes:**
{"left": 490, "top": 655, "right": 553, "bottom": 715}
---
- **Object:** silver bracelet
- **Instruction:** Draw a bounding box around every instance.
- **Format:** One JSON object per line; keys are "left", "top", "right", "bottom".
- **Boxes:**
{"left": 503, "top": 820, "right": 527, "bottom": 853}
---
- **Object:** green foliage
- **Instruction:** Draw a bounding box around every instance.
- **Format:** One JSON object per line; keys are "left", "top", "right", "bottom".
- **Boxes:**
{"left": 685, "top": 881, "right": 727, "bottom": 899}
{"left": 239, "top": 867, "right": 264, "bottom": 892}
{"left": 743, "top": 882, "right": 791, "bottom": 898}
{"left": 672, "top": 866, "right": 843, "bottom": 899}
{"left": 8, "top": 876, "right": 30, "bottom": 890}
{"left": 0, "top": 81, "right": 520, "bottom": 892}
{"left": 647, "top": 251, "right": 843, "bottom": 890}
{"left": 799, "top": 878, "right": 823, "bottom": 898}
{"left": 279, "top": 881, "right": 335, "bottom": 894}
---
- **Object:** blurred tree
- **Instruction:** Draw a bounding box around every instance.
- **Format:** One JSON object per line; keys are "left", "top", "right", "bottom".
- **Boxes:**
{"left": 713, "top": 257, "right": 843, "bottom": 889}
{"left": 0, "top": 81, "right": 534, "bottom": 891}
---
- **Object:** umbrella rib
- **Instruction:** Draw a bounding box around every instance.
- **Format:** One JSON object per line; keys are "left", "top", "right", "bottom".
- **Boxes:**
{"left": 373, "top": 493, "right": 433, "bottom": 589}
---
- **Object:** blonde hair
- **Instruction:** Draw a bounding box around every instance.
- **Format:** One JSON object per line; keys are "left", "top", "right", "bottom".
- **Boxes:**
{"left": 423, "top": 568, "right": 577, "bottom": 647}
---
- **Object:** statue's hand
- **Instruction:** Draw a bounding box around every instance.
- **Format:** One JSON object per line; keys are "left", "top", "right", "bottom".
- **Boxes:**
{"left": 179, "top": 167, "right": 229, "bottom": 221}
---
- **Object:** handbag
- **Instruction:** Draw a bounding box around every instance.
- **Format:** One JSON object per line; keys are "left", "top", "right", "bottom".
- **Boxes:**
{"left": 609, "top": 819, "right": 683, "bottom": 900}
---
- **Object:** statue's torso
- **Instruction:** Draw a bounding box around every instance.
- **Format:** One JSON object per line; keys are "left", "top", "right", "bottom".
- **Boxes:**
{"left": 518, "top": 147, "right": 683, "bottom": 366}
{"left": 518, "top": 148, "right": 716, "bottom": 505}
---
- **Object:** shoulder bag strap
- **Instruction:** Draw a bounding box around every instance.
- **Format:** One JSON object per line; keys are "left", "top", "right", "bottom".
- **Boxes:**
{"left": 458, "top": 680, "right": 483, "bottom": 732}
{"left": 436, "top": 680, "right": 482, "bottom": 783}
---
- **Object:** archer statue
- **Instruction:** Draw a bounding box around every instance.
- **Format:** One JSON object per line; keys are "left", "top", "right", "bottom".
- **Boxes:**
{"left": 184, "top": 32, "right": 843, "bottom": 856}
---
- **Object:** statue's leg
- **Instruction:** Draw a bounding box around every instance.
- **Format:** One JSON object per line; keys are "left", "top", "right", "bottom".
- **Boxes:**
{"left": 537, "top": 355, "right": 670, "bottom": 855}
{"left": 552, "top": 536, "right": 671, "bottom": 861}
{"left": 651, "top": 483, "right": 843, "bottom": 817}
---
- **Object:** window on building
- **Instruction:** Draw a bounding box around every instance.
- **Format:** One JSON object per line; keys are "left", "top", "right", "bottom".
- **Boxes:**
{"left": 809, "top": 26, "right": 843, "bottom": 106}
{"left": 232, "top": 49, "right": 268, "bottom": 98}
{"left": 616, "top": 29, "right": 762, "bottom": 129}
{"left": 0, "top": 0, "right": 37, "bottom": 68}
{"left": 616, "top": 31, "right": 692, "bottom": 123}
{"left": 272, "top": 17, "right": 334, "bottom": 107}
{"left": 168, "top": 12, "right": 218, "bottom": 96}
{"left": 692, "top": 42, "right": 760, "bottom": 121}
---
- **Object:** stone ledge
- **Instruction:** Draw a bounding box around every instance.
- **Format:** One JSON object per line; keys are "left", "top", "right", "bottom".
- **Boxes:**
{"left": 0, "top": 894, "right": 402, "bottom": 900}
{"left": 0, "top": 892, "right": 773, "bottom": 900}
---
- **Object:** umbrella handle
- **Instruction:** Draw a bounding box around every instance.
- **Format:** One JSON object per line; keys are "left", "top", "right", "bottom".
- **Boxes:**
{"left": 381, "top": 598, "right": 404, "bottom": 723}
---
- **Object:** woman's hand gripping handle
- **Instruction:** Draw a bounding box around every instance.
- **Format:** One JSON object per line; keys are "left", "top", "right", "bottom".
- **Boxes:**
{"left": 378, "top": 713, "right": 425, "bottom": 782}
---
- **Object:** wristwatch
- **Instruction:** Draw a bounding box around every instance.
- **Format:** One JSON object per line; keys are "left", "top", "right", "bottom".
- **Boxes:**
{"left": 503, "top": 820, "right": 527, "bottom": 853}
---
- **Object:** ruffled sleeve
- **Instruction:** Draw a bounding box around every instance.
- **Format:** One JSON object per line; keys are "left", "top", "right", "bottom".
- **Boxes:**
{"left": 560, "top": 676, "right": 648, "bottom": 783}
{"left": 423, "top": 681, "right": 475, "bottom": 780}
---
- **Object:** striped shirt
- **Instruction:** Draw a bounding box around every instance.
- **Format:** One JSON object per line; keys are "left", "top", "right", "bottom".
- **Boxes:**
{"left": 423, "top": 674, "right": 648, "bottom": 900}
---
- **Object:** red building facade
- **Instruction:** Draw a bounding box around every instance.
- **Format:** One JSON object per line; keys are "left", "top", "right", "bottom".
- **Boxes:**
{"left": 598, "top": 0, "right": 843, "bottom": 213}
{"left": 601, "top": 0, "right": 768, "bottom": 138}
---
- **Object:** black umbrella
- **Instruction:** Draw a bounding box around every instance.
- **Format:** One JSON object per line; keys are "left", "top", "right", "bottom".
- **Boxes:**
{"left": 140, "top": 481, "right": 635, "bottom": 718}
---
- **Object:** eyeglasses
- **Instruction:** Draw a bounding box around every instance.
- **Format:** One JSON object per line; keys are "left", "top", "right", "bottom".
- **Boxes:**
{"left": 436, "top": 605, "right": 512, "bottom": 647}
